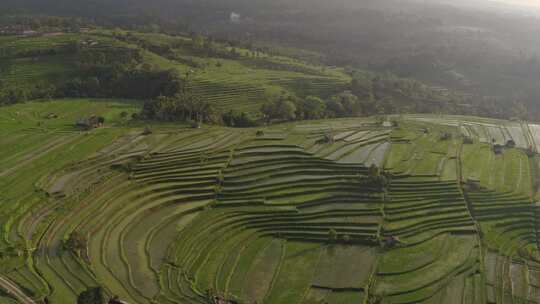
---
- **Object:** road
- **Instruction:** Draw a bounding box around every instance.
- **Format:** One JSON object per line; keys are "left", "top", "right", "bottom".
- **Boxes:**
{"left": 0, "top": 275, "right": 36, "bottom": 304}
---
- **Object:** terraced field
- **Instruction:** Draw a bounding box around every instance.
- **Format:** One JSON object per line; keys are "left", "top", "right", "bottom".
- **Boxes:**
{"left": 2, "top": 102, "right": 540, "bottom": 304}
{"left": 1, "top": 30, "right": 349, "bottom": 119}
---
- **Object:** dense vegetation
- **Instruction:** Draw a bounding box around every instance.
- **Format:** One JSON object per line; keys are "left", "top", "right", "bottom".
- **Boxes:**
{"left": 3, "top": 0, "right": 540, "bottom": 117}
{"left": 0, "top": 25, "right": 527, "bottom": 125}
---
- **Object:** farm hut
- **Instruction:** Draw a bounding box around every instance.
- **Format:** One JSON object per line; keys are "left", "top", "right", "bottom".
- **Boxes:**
{"left": 109, "top": 297, "right": 130, "bottom": 304}
{"left": 22, "top": 30, "right": 39, "bottom": 37}
{"left": 317, "top": 133, "right": 334, "bottom": 144}
{"left": 213, "top": 296, "right": 238, "bottom": 304}
{"left": 75, "top": 115, "right": 104, "bottom": 130}
{"left": 463, "top": 136, "right": 473, "bottom": 144}
{"left": 506, "top": 139, "right": 516, "bottom": 148}
{"left": 440, "top": 132, "right": 452, "bottom": 141}
{"left": 466, "top": 177, "right": 481, "bottom": 191}
{"left": 493, "top": 144, "right": 504, "bottom": 154}
{"left": 383, "top": 235, "right": 401, "bottom": 248}
{"left": 46, "top": 113, "right": 58, "bottom": 119}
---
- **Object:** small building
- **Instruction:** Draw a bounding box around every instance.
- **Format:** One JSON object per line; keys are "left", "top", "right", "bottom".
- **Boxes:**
{"left": 383, "top": 235, "right": 401, "bottom": 248}
{"left": 213, "top": 296, "right": 238, "bottom": 304}
{"left": 230, "top": 12, "right": 241, "bottom": 24}
{"left": 430, "top": 86, "right": 450, "bottom": 96}
{"left": 76, "top": 115, "right": 104, "bottom": 130}
{"left": 382, "top": 121, "right": 393, "bottom": 128}
{"left": 466, "top": 177, "right": 481, "bottom": 191}
{"left": 22, "top": 30, "right": 39, "bottom": 37}
{"left": 109, "top": 298, "right": 130, "bottom": 304}
{"left": 463, "top": 136, "right": 474, "bottom": 144}
{"left": 506, "top": 139, "right": 516, "bottom": 148}
{"left": 440, "top": 132, "right": 452, "bottom": 141}
{"left": 493, "top": 144, "right": 504, "bottom": 154}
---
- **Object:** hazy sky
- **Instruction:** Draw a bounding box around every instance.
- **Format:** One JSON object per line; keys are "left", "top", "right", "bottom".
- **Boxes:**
{"left": 494, "top": 0, "right": 540, "bottom": 7}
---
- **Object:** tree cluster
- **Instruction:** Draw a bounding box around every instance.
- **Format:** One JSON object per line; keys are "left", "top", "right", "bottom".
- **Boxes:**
{"left": 77, "top": 287, "right": 105, "bottom": 304}
{"left": 221, "top": 110, "right": 259, "bottom": 127}
{"left": 62, "top": 231, "right": 87, "bottom": 257}
{"left": 59, "top": 45, "right": 181, "bottom": 99}
{"left": 260, "top": 90, "right": 377, "bottom": 123}
{"left": 139, "top": 74, "right": 220, "bottom": 125}
{"left": 0, "top": 82, "right": 56, "bottom": 105}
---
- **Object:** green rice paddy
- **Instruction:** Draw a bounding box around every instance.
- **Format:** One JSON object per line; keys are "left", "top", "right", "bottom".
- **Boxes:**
{"left": 1, "top": 101, "right": 540, "bottom": 304}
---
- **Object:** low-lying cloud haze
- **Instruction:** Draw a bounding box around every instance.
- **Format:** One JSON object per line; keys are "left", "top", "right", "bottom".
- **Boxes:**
{"left": 493, "top": 0, "right": 540, "bottom": 7}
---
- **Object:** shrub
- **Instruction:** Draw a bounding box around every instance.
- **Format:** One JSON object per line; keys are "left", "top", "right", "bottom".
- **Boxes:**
{"left": 506, "top": 139, "right": 516, "bottom": 148}
{"left": 316, "top": 133, "right": 334, "bottom": 144}
{"left": 463, "top": 136, "right": 474, "bottom": 144}
{"left": 440, "top": 132, "right": 452, "bottom": 141}
{"left": 77, "top": 287, "right": 105, "bottom": 304}
{"left": 261, "top": 96, "right": 297, "bottom": 122}
{"left": 142, "top": 126, "right": 153, "bottom": 135}
{"left": 222, "top": 111, "right": 259, "bottom": 127}
{"left": 300, "top": 96, "right": 326, "bottom": 119}
{"left": 328, "top": 228, "right": 338, "bottom": 242}
{"left": 63, "top": 231, "right": 87, "bottom": 256}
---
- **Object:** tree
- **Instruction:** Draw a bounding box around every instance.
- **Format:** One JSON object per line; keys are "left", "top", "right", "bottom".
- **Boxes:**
{"left": 336, "top": 91, "right": 361, "bottom": 116}
{"left": 222, "top": 111, "right": 258, "bottom": 127}
{"left": 77, "top": 287, "right": 105, "bottom": 304}
{"left": 368, "top": 164, "right": 381, "bottom": 177}
{"left": 261, "top": 96, "right": 297, "bottom": 122}
{"left": 278, "top": 99, "right": 297, "bottom": 121}
{"left": 328, "top": 228, "right": 338, "bottom": 242}
{"left": 510, "top": 100, "right": 528, "bottom": 119}
{"left": 303, "top": 96, "right": 326, "bottom": 119}
{"left": 261, "top": 101, "right": 275, "bottom": 123}
{"left": 192, "top": 34, "right": 205, "bottom": 50}
{"left": 63, "top": 231, "right": 87, "bottom": 257}
{"left": 325, "top": 98, "right": 345, "bottom": 117}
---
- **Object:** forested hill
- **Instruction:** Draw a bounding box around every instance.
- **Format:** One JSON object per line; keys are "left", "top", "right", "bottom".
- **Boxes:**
{"left": 4, "top": 0, "right": 540, "bottom": 118}
{"left": 0, "top": 26, "right": 525, "bottom": 126}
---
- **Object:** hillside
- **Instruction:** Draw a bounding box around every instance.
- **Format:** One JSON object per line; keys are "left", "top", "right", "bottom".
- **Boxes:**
{"left": 1, "top": 99, "right": 540, "bottom": 303}
{"left": 1, "top": 27, "right": 514, "bottom": 122}
{"left": 0, "top": 29, "right": 350, "bottom": 116}
{"left": 4, "top": 0, "right": 540, "bottom": 116}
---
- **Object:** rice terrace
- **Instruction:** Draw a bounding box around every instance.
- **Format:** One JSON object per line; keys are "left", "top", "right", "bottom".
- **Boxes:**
{"left": 3, "top": 99, "right": 540, "bottom": 304}
{"left": 4, "top": 4, "right": 540, "bottom": 304}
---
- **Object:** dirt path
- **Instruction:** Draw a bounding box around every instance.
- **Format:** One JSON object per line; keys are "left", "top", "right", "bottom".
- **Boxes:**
{"left": 0, "top": 275, "right": 36, "bottom": 304}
